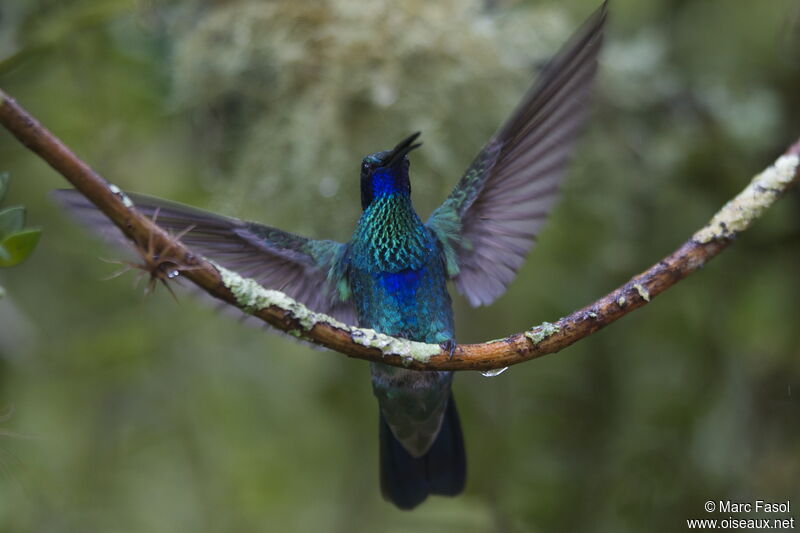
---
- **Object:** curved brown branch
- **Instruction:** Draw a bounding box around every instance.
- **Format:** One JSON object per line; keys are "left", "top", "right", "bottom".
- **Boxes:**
{"left": 1, "top": 88, "right": 799, "bottom": 371}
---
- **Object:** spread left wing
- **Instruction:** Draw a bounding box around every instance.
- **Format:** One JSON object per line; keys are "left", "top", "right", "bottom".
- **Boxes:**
{"left": 54, "top": 190, "right": 355, "bottom": 324}
{"left": 426, "top": 2, "right": 607, "bottom": 307}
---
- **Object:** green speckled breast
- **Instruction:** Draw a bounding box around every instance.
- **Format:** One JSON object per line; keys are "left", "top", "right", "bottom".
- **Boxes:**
{"left": 347, "top": 191, "right": 456, "bottom": 456}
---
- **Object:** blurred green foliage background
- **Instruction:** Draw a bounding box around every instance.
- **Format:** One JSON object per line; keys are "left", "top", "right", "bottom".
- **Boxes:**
{"left": 1, "top": 0, "right": 799, "bottom": 531}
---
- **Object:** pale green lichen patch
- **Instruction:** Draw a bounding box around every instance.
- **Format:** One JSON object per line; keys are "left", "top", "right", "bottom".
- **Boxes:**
{"left": 525, "top": 321, "right": 560, "bottom": 345}
{"left": 587, "top": 311, "right": 598, "bottom": 319}
{"left": 108, "top": 184, "right": 134, "bottom": 208}
{"left": 215, "top": 261, "right": 345, "bottom": 329}
{"left": 617, "top": 295, "right": 627, "bottom": 307}
{"left": 350, "top": 328, "right": 440, "bottom": 363}
{"left": 633, "top": 283, "right": 650, "bottom": 302}
{"left": 693, "top": 154, "right": 799, "bottom": 243}
{"left": 214, "top": 262, "right": 439, "bottom": 361}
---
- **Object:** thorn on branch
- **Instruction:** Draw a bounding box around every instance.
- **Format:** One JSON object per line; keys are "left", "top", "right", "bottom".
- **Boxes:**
{"left": 101, "top": 209, "right": 199, "bottom": 301}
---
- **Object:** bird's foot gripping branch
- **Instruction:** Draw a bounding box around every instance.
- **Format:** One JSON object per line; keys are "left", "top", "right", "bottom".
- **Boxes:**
{"left": 1, "top": 87, "right": 799, "bottom": 372}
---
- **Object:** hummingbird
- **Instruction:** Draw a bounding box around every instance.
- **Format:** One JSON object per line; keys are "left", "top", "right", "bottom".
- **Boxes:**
{"left": 56, "top": 3, "right": 606, "bottom": 509}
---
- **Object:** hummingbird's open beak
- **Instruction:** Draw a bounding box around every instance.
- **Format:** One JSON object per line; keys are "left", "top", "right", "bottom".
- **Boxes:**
{"left": 382, "top": 132, "right": 422, "bottom": 169}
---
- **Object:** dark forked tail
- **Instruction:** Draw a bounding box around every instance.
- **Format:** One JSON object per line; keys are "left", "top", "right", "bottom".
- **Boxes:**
{"left": 379, "top": 394, "right": 466, "bottom": 510}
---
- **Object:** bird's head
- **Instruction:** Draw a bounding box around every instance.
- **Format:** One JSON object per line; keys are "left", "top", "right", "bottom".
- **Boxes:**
{"left": 360, "top": 132, "right": 421, "bottom": 210}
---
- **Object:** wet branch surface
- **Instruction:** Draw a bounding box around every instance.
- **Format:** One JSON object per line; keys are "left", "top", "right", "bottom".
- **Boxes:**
{"left": 2, "top": 88, "right": 799, "bottom": 371}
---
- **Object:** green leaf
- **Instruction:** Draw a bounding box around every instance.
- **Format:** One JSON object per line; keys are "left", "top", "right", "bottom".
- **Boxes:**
{"left": 0, "top": 206, "right": 26, "bottom": 238}
{"left": 0, "top": 228, "right": 42, "bottom": 267}
{"left": 0, "top": 172, "right": 8, "bottom": 203}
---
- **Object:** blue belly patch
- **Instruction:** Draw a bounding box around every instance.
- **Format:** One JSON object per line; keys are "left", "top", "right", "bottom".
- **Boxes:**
{"left": 378, "top": 268, "right": 424, "bottom": 308}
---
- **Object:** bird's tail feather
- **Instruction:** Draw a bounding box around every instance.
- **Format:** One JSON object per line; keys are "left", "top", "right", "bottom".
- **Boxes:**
{"left": 379, "top": 393, "right": 466, "bottom": 510}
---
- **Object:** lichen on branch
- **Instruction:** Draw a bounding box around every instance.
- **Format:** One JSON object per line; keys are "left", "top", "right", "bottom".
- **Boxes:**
{"left": 693, "top": 154, "right": 800, "bottom": 243}
{"left": 215, "top": 261, "right": 441, "bottom": 363}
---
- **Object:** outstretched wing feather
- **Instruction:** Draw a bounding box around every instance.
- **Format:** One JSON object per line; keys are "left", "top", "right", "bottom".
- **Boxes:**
{"left": 427, "top": 2, "right": 607, "bottom": 306}
{"left": 54, "top": 189, "right": 355, "bottom": 323}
